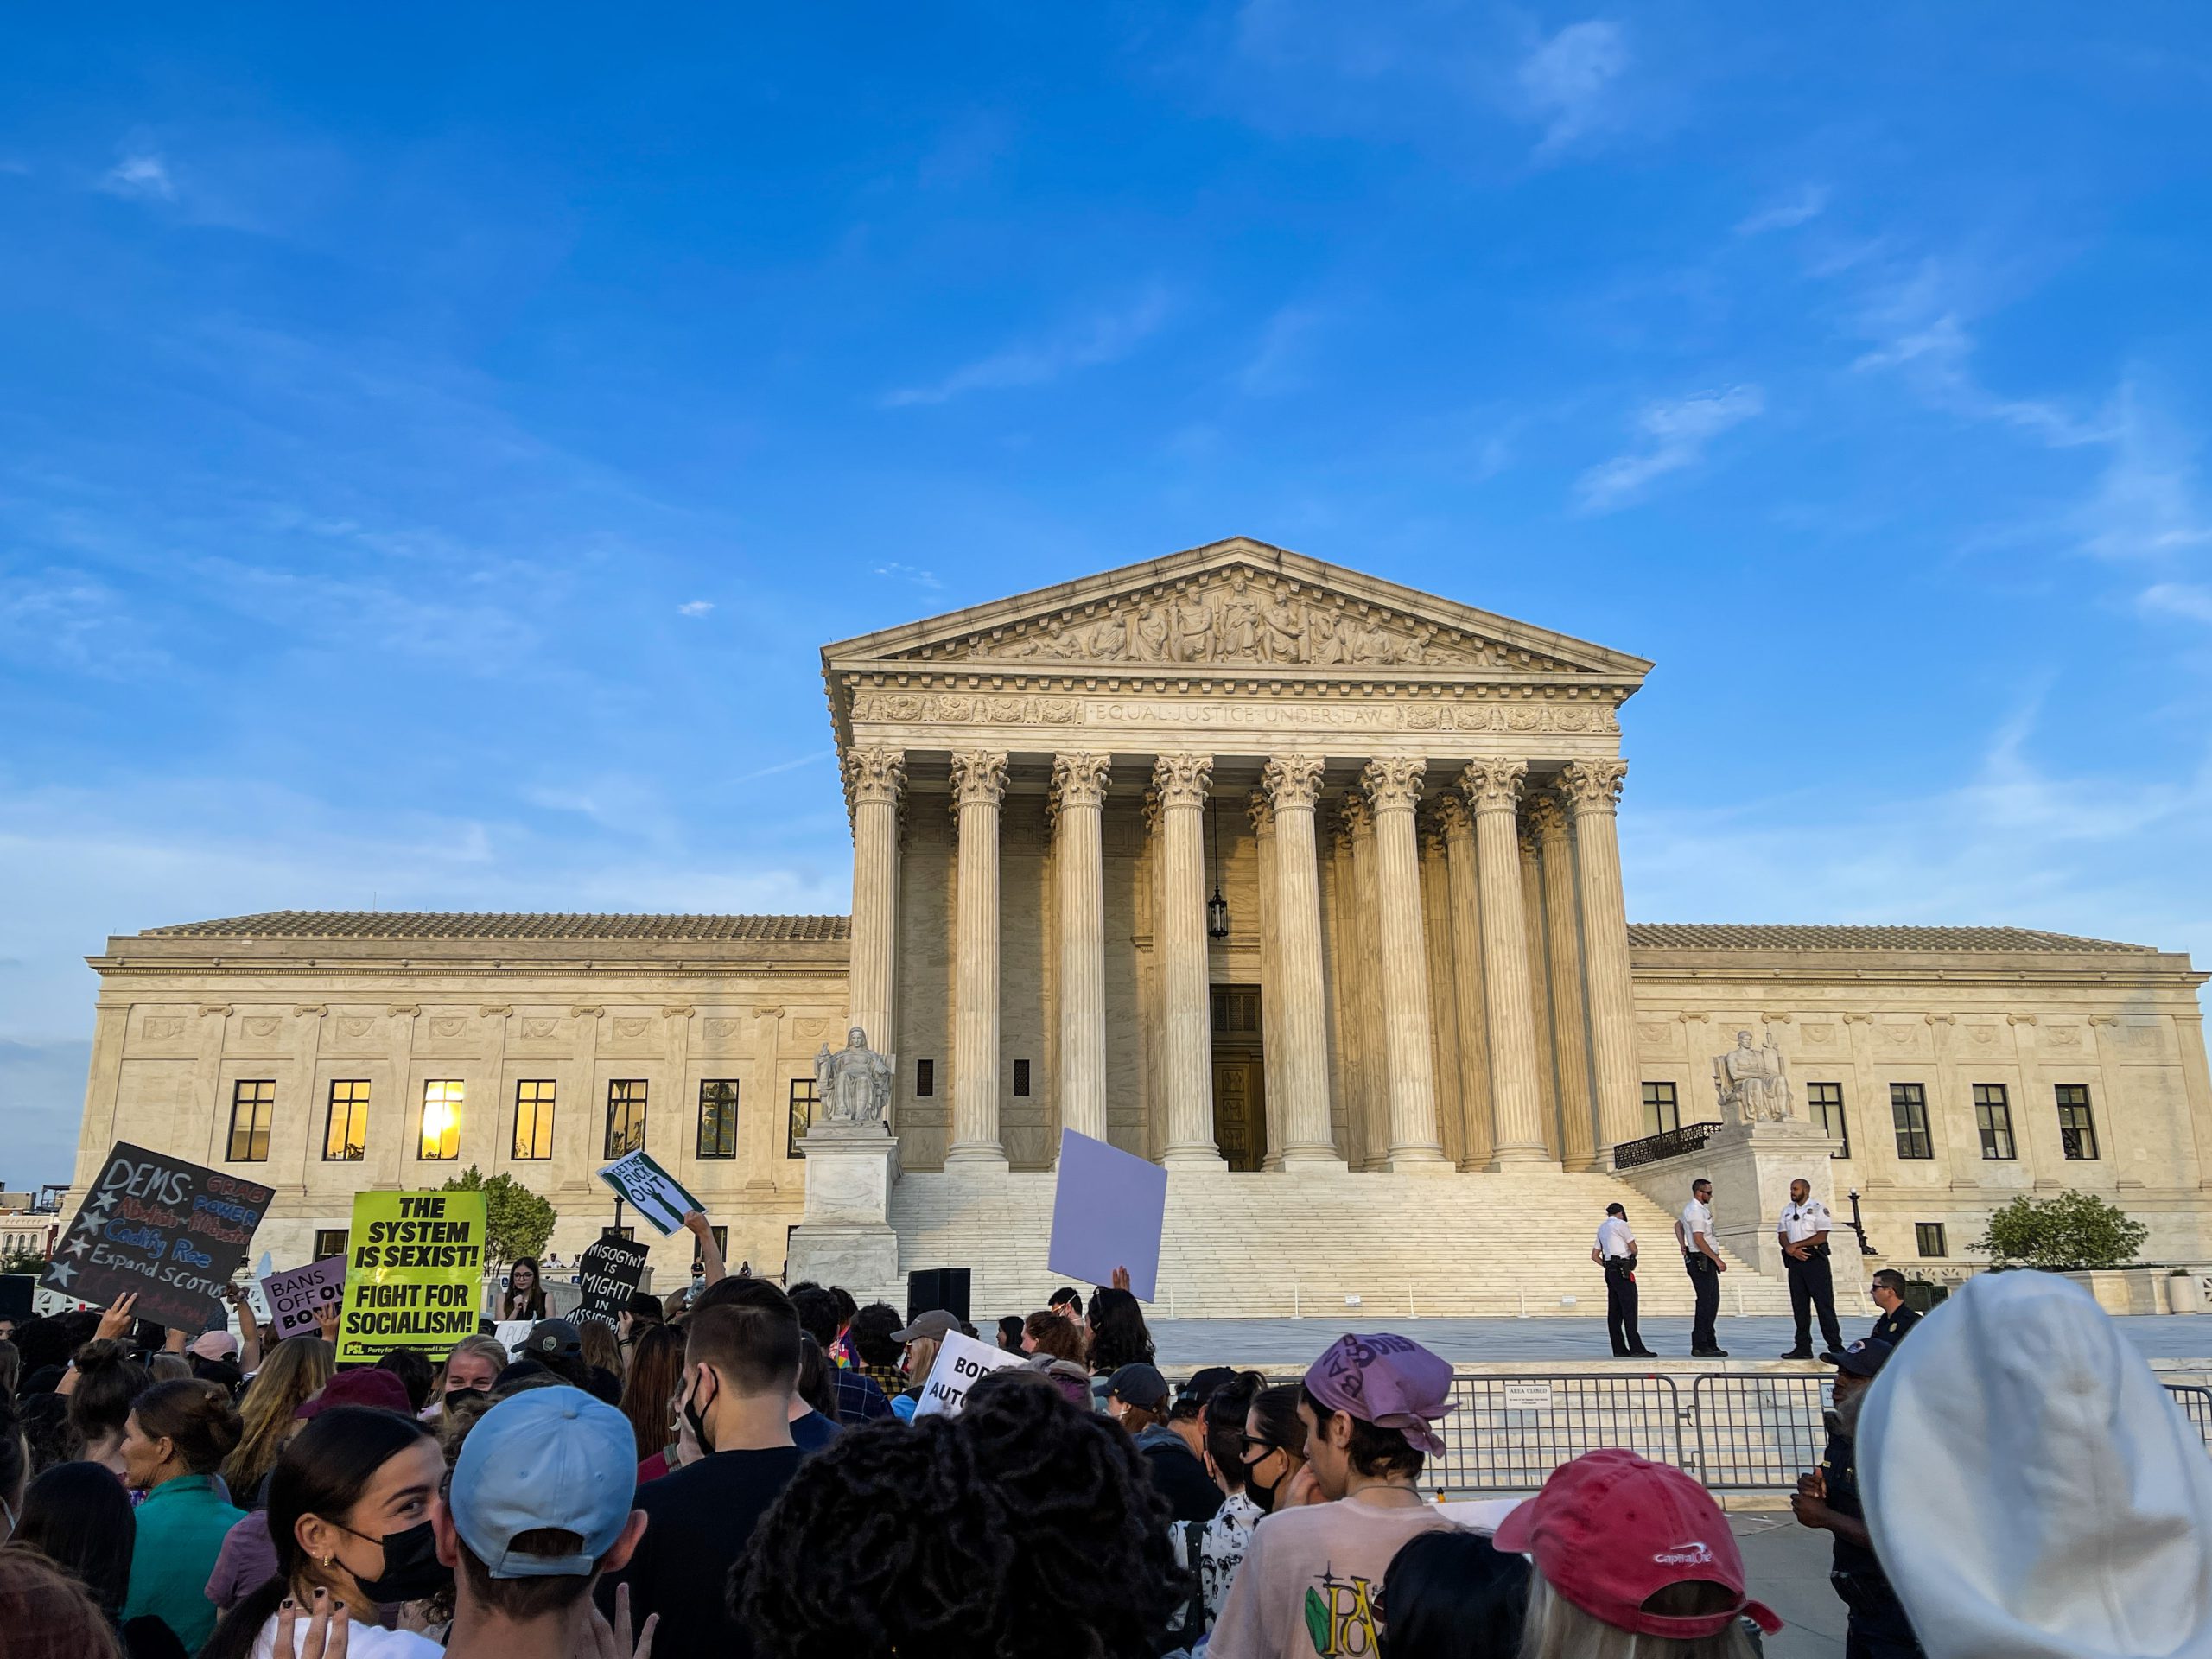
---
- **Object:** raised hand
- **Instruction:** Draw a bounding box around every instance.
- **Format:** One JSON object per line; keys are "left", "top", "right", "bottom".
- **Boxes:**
{"left": 94, "top": 1292, "right": 139, "bottom": 1342}
{"left": 314, "top": 1302, "right": 341, "bottom": 1342}
{"left": 275, "top": 1589, "right": 352, "bottom": 1657}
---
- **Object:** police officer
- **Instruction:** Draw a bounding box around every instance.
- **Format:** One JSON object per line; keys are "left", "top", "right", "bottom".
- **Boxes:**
{"left": 1777, "top": 1178, "right": 1845, "bottom": 1360}
{"left": 1590, "top": 1202, "right": 1657, "bottom": 1358}
{"left": 1793, "top": 1338, "right": 1925, "bottom": 1657}
{"left": 1863, "top": 1268, "right": 1921, "bottom": 1350}
{"left": 1675, "top": 1178, "right": 1727, "bottom": 1357}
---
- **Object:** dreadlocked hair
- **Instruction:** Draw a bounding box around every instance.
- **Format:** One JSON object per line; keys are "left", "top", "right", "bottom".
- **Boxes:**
{"left": 735, "top": 1375, "right": 1188, "bottom": 1659}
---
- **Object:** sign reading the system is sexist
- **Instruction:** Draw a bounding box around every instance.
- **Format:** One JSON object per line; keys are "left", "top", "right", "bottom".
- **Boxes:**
{"left": 41, "top": 1142, "right": 273, "bottom": 1331}
{"left": 336, "top": 1190, "right": 488, "bottom": 1364}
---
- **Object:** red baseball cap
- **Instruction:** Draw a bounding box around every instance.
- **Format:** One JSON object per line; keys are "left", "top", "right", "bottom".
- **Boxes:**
{"left": 1492, "top": 1449, "right": 1782, "bottom": 1640}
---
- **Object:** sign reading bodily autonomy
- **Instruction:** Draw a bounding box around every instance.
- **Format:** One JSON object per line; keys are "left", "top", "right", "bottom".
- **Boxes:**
{"left": 337, "top": 1190, "right": 487, "bottom": 1364}
{"left": 43, "top": 1142, "right": 274, "bottom": 1331}
{"left": 261, "top": 1255, "right": 346, "bottom": 1342}
{"left": 575, "top": 1236, "right": 652, "bottom": 1326}
{"left": 1046, "top": 1129, "right": 1168, "bottom": 1303}
{"left": 912, "top": 1329, "right": 1026, "bottom": 1419}
{"left": 595, "top": 1148, "right": 702, "bottom": 1237}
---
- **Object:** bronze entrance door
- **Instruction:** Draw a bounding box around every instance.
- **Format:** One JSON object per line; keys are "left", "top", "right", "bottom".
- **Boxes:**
{"left": 1210, "top": 985, "right": 1267, "bottom": 1171}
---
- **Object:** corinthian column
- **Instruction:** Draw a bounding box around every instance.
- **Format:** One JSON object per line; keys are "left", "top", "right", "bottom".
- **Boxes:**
{"left": 1363, "top": 758, "right": 1448, "bottom": 1168}
{"left": 842, "top": 747, "right": 906, "bottom": 1061}
{"left": 1520, "top": 817, "right": 1560, "bottom": 1160}
{"left": 1153, "top": 754, "right": 1222, "bottom": 1166}
{"left": 1464, "top": 759, "right": 1553, "bottom": 1166}
{"left": 946, "top": 751, "right": 1009, "bottom": 1168}
{"left": 1247, "top": 787, "right": 1284, "bottom": 1167}
{"left": 1560, "top": 760, "right": 1640, "bottom": 1164}
{"left": 1343, "top": 791, "right": 1388, "bottom": 1166}
{"left": 1440, "top": 795, "right": 1493, "bottom": 1169}
{"left": 1051, "top": 753, "right": 1112, "bottom": 1149}
{"left": 1531, "top": 793, "right": 1598, "bottom": 1171}
{"left": 1262, "top": 756, "right": 1342, "bottom": 1166}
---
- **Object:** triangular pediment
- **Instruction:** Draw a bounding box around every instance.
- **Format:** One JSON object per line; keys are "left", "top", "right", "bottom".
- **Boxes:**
{"left": 822, "top": 537, "right": 1651, "bottom": 680}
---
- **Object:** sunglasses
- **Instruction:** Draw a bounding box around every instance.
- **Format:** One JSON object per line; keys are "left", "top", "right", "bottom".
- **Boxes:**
{"left": 1238, "top": 1433, "right": 1286, "bottom": 1460}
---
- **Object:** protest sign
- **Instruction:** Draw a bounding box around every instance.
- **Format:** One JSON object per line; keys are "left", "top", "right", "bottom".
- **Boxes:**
{"left": 493, "top": 1319, "right": 535, "bottom": 1356}
{"left": 336, "top": 1189, "right": 487, "bottom": 1364}
{"left": 1046, "top": 1128, "right": 1168, "bottom": 1303}
{"left": 261, "top": 1255, "right": 346, "bottom": 1342}
{"left": 42, "top": 1142, "right": 274, "bottom": 1331}
{"left": 0, "top": 1274, "right": 32, "bottom": 1326}
{"left": 595, "top": 1148, "right": 702, "bottom": 1237}
{"left": 575, "top": 1235, "right": 651, "bottom": 1326}
{"left": 911, "top": 1328, "right": 1025, "bottom": 1419}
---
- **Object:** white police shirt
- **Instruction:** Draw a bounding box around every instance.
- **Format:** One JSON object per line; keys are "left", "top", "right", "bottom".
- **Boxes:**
{"left": 1779, "top": 1197, "right": 1834, "bottom": 1243}
{"left": 1677, "top": 1198, "right": 1716, "bottom": 1252}
{"left": 1595, "top": 1217, "right": 1637, "bottom": 1260}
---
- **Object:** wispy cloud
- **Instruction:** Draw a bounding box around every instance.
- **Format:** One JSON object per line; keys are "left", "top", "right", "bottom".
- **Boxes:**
{"left": 730, "top": 749, "right": 836, "bottom": 785}
{"left": 878, "top": 288, "right": 1173, "bottom": 407}
{"left": 1736, "top": 185, "right": 1827, "bottom": 237}
{"left": 1575, "top": 385, "right": 1764, "bottom": 512}
{"left": 1236, "top": 304, "right": 1320, "bottom": 396}
{"left": 2079, "top": 387, "right": 2212, "bottom": 563}
{"left": 677, "top": 599, "right": 715, "bottom": 616}
{"left": 872, "top": 561, "right": 943, "bottom": 588}
{"left": 1518, "top": 20, "right": 1628, "bottom": 156}
{"left": 99, "top": 151, "right": 175, "bottom": 201}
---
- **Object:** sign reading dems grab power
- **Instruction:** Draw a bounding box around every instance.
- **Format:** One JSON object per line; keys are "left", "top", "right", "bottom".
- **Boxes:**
{"left": 41, "top": 1142, "right": 273, "bottom": 1330}
{"left": 912, "top": 1329, "right": 1025, "bottom": 1419}
{"left": 337, "top": 1190, "right": 488, "bottom": 1363}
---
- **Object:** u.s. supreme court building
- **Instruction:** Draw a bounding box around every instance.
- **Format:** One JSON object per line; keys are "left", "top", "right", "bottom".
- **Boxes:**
{"left": 65, "top": 538, "right": 2212, "bottom": 1317}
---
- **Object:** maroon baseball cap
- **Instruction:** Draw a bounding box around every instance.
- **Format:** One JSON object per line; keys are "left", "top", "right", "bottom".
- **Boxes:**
{"left": 1493, "top": 1449, "right": 1781, "bottom": 1640}
{"left": 296, "top": 1367, "right": 415, "bottom": 1421}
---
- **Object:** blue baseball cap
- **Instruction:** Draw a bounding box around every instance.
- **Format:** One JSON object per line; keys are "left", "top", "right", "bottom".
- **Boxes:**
{"left": 449, "top": 1387, "right": 637, "bottom": 1578}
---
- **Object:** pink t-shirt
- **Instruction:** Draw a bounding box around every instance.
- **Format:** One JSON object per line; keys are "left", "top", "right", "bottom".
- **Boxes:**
{"left": 1206, "top": 1497, "right": 1460, "bottom": 1659}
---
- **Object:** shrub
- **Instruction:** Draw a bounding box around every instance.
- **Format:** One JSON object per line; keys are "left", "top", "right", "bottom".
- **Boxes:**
{"left": 1974, "top": 1189, "right": 2148, "bottom": 1272}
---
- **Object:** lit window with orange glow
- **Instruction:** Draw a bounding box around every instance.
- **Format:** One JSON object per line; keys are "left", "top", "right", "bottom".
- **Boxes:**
{"left": 419, "top": 1080, "right": 463, "bottom": 1160}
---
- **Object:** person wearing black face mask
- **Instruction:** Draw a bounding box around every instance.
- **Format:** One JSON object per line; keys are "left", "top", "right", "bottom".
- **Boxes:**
{"left": 1237, "top": 1382, "right": 1319, "bottom": 1516}
{"left": 200, "top": 1405, "right": 450, "bottom": 1659}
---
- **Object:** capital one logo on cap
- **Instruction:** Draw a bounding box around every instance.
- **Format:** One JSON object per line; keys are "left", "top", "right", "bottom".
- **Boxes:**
{"left": 1654, "top": 1541, "right": 1715, "bottom": 1567}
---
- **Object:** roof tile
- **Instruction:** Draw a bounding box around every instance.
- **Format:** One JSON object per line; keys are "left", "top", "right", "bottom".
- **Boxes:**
{"left": 137, "top": 911, "right": 851, "bottom": 943}
{"left": 1626, "top": 924, "right": 2152, "bottom": 954}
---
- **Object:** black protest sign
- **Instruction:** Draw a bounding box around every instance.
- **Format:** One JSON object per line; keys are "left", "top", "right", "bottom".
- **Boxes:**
{"left": 43, "top": 1143, "right": 274, "bottom": 1331}
{"left": 575, "top": 1236, "right": 651, "bottom": 1327}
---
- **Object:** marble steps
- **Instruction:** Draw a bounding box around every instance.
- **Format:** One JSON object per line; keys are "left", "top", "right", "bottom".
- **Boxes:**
{"left": 880, "top": 1166, "right": 1801, "bottom": 1321}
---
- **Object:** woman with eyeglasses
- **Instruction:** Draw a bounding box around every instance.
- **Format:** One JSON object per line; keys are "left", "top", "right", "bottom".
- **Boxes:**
{"left": 1238, "top": 1382, "right": 1320, "bottom": 1515}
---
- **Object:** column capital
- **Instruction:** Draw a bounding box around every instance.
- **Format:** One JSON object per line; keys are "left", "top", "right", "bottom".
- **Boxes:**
{"left": 1338, "top": 788, "right": 1376, "bottom": 838}
{"left": 1435, "top": 791, "right": 1475, "bottom": 837}
{"left": 1460, "top": 757, "right": 1528, "bottom": 814}
{"left": 948, "top": 750, "right": 1010, "bottom": 810}
{"left": 1261, "top": 753, "right": 1328, "bottom": 811}
{"left": 1417, "top": 806, "right": 1450, "bottom": 858}
{"left": 1048, "top": 752, "right": 1113, "bottom": 817}
{"left": 1150, "top": 753, "right": 1213, "bottom": 809}
{"left": 1557, "top": 758, "right": 1629, "bottom": 817}
{"left": 1517, "top": 816, "right": 1542, "bottom": 861}
{"left": 1246, "top": 788, "right": 1275, "bottom": 836}
{"left": 1360, "top": 756, "right": 1427, "bottom": 813}
{"left": 842, "top": 745, "right": 906, "bottom": 809}
{"left": 1526, "top": 791, "right": 1572, "bottom": 842}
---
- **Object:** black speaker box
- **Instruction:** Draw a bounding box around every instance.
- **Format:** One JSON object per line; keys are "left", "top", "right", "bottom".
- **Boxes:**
{"left": 906, "top": 1268, "right": 971, "bottom": 1325}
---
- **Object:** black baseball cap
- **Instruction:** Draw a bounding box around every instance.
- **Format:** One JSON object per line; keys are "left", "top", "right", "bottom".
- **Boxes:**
{"left": 522, "top": 1318, "right": 582, "bottom": 1359}
{"left": 1109, "top": 1363, "right": 1170, "bottom": 1408}
{"left": 1833, "top": 1338, "right": 1894, "bottom": 1379}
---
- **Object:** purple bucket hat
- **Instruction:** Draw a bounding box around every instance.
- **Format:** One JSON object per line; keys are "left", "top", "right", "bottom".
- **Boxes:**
{"left": 1304, "top": 1333, "right": 1456, "bottom": 1456}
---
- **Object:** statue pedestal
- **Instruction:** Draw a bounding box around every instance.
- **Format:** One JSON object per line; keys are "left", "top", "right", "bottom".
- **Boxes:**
{"left": 1616, "top": 1119, "right": 1841, "bottom": 1278}
{"left": 785, "top": 1122, "right": 901, "bottom": 1293}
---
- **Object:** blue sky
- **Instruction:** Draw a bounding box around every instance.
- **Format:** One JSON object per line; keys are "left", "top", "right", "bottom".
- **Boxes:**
{"left": 4, "top": 7, "right": 2210, "bottom": 1189}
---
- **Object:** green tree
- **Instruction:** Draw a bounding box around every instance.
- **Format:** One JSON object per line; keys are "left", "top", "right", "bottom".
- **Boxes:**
{"left": 0, "top": 1249, "right": 44, "bottom": 1275}
{"left": 440, "top": 1166, "right": 556, "bottom": 1274}
{"left": 1974, "top": 1189, "right": 2149, "bottom": 1271}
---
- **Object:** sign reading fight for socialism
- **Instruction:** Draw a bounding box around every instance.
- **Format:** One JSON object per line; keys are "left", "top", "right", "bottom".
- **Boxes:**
{"left": 575, "top": 1236, "right": 652, "bottom": 1327}
{"left": 261, "top": 1256, "right": 346, "bottom": 1342}
{"left": 42, "top": 1143, "right": 274, "bottom": 1331}
{"left": 337, "top": 1190, "right": 487, "bottom": 1364}
{"left": 595, "top": 1148, "right": 702, "bottom": 1237}
{"left": 912, "top": 1329, "right": 1025, "bottom": 1420}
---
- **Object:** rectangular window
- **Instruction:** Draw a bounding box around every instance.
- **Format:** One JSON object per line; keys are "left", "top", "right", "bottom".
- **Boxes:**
{"left": 1973, "top": 1084, "right": 2016, "bottom": 1160}
{"left": 2056, "top": 1085, "right": 2100, "bottom": 1160}
{"left": 692, "top": 1224, "right": 728, "bottom": 1276}
{"left": 512, "top": 1081, "right": 556, "bottom": 1160}
{"left": 604, "top": 1080, "right": 648, "bottom": 1159}
{"left": 419, "top": 1081, "right": 463, "bottom": 1160}
{"left": 916, "top": 1058, "right": 934, "bottom": 1097}
{"left": 323, "top": 1080, "right": 370, "bottom": 1162}
{"left": 697, "top": 1081, "right": 739, "bottom": 1159}
{"left": 1916, "top": 1222, "right": 1948, "bottom": 1259}
{"left": 1640, "top": 1081, "right": 1681, "bottom": 1137}
{"left": 227, "top": 1080, "right": 275, "bottom": 1162}
{"left": 313, "top": 1228, "right": 349, "bottom": 1261}
{"left": 1013, "top": 1058, "right": 1031, "bottom": 1097}
{"left": 1890, "top": 1083, "right": 1933, "bottom": 1160}
{"left": 601, "top": 1224, "right": 636, "bottom": 1243}
{"left": 1806, "top": 1083, "right": 1849, "bottom": 1157}
{"left": 788, "top": 1077, "right": 818, "bottom": 1158}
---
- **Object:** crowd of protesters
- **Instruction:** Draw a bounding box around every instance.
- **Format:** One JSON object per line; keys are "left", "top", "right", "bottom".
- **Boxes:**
{"left": 1, "top": 1220, "right": 2206, "bottom": 1659}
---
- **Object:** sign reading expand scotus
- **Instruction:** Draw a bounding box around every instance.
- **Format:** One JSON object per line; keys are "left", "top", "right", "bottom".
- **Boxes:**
{"left": 336, "top": 1191, "right": 488, "bottom": 1364}
{"left": 41, "top": 1142, "right": 274, "bottom": 1331}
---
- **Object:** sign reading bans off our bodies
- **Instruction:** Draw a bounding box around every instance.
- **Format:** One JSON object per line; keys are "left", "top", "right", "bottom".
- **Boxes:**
{"left": 337, "top": 1190, "right": 487, "bottom": 1364}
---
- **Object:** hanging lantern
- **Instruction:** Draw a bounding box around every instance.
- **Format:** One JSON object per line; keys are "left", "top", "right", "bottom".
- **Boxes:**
{"left": 1206, "top": 798, "right": 1230, "bottom": 939}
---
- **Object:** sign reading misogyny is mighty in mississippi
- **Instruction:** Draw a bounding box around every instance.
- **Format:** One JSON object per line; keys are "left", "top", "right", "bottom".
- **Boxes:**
{"left": 336, "top": 1190, "right": 488, "bottom": 1364}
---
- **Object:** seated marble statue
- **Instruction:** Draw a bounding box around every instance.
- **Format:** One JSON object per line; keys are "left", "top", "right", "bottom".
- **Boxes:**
{"left": 815, "top": 1026, "right": 894, "bottom": 1128}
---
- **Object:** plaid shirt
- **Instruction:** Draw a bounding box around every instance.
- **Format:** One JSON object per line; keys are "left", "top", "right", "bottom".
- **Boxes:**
{"left": 859, "top": 1360, "right": 907, "bottom": 1399}
{"left": 835, "top": 1366, "right": 894, "bottom": 1426}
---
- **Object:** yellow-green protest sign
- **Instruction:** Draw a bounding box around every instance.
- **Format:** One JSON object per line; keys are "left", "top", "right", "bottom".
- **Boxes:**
{"left": 336, "top": 1190, "right": 487, "bottom": 1364}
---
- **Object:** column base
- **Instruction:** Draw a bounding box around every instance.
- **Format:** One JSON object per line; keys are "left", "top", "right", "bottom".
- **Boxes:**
{"left": 1278, "top": 1146, "right": 1348, "bottom": 1170}
{"left": 1161, "top": 1146, "right": 1226, "bottom": 1168}
{"left": 1488, "top": 1146, "right": 1563, "bottom": 1171}
{"left": 942, "top": 1144, "right": 1011, "bottom": 1172}
{"left": 1381, "top": 1148, "right": 1453, "bottom": 1173}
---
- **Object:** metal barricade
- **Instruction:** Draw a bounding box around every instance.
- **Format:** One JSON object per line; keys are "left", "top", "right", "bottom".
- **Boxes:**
{"left": 1430, "top": 1372, "right": 1682, "bottom": 1494}
{"left": 1688, "top": 1373, "right": 1832, "bottom": 1491}
{"left": 2165, "top": 1384, "right": 2212, "bottom": 1452}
